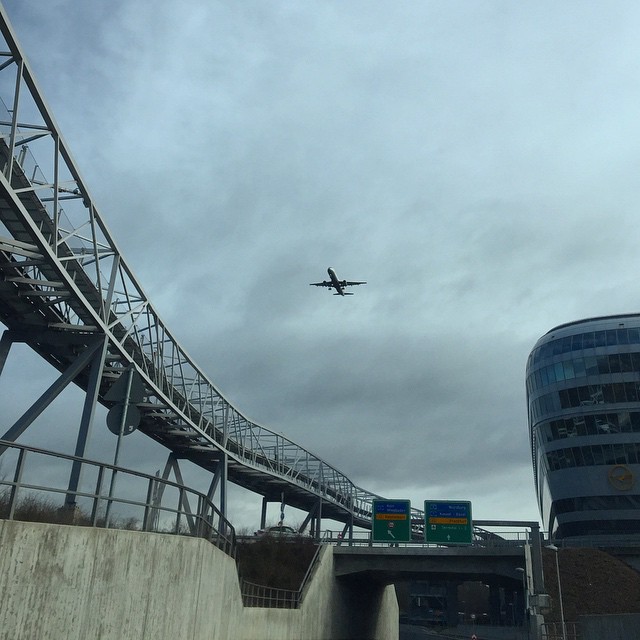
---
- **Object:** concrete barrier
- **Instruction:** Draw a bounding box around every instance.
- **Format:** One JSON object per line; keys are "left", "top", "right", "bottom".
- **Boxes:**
{"left": 0, "top": 520, "right": 398, "bottom": 640}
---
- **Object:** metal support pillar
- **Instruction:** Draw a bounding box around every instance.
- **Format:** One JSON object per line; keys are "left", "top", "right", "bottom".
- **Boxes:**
{"left": 145, "top": 451, "right": 197, "bottom": 534}
{"left": 260, "top": 496, "right": 268, "bottom": 529}
{"left": 104, "top": 366, "right": 138, "bottom": 525}
{"left": 299, "top": 503, "right": 317, "bottom": 535}
{"left": 0, "top": 329, "right": 14, "bottom": 378}
{"left": 66, "top": 336, "right": 110, "bottom": 505}
{"left": 316, "top": 494, "right": 323, "bottom": 540}
{"left": 206, "top": 452, "right": 228, "bottom": 518}
{"left": 446, "top": 580, "right": 459, "bottom": 627}
{"left": 489, "top": 583, "right": 502, "bottom": 626}
{"left": 1, "top": 336, "right": 106, "bottom": 456}
{"left": 165, "top": 455, "right": 195, "bottom": 533}
{"left": 335, "top": 522, "right": 350, "bottom": 545}
{"left": 306, "top": 496, "right": 324, "bottom": 539}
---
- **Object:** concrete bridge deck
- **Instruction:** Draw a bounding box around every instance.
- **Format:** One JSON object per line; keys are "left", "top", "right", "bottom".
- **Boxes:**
{"left": 333, "top": 545, "right": 526, "bottom": 585}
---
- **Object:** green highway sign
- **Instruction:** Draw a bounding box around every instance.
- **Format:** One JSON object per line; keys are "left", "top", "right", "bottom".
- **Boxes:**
{"left": 424, "top": 500, "right": 472, "bottom": 545}
{"left": 372, "top": 499, "right": 412, "bottom": 542}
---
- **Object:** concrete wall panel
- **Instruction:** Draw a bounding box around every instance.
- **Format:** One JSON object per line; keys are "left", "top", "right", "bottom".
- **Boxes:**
{"left": 0, "top": 520, "right": 397, "bottom": 640}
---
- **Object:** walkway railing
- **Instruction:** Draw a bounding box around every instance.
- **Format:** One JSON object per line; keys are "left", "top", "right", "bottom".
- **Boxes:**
{"left": 0, "top": 439, "right": 236, "bottom": 557}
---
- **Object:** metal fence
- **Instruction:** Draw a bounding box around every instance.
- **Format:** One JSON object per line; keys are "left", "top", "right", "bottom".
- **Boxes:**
{"left": 324, "top": 529, "right": 534, "bottom": 548}
{"left": 0, "top": 439, "right": 236, "bottom": 557}
{"left": 240, "top": 580, "right": 301, "bottom": 609}
{"left": 240, "top": 538, "right": 325, "bottom": 608}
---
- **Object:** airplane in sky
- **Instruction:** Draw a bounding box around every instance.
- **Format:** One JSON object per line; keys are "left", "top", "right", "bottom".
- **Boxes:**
{"left": 309, "top": 267, "right": 367, "bottom": 296}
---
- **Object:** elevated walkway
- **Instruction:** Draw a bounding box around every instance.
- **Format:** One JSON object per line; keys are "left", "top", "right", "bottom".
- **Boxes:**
{"left": 0, "top": 3, "right": 382, "bottom": 536}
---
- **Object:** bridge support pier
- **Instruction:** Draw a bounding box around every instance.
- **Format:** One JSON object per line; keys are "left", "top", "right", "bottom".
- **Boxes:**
{"left": 446, "top": 580, "right": 459, "bottom": 627}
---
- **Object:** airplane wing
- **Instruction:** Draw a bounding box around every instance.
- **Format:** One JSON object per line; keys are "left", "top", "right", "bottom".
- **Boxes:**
{"left": 310, "top": 281, "right": 333, "bottom": 287}
{"left": 343, "top": 281, "right": 366, "bottom": 286}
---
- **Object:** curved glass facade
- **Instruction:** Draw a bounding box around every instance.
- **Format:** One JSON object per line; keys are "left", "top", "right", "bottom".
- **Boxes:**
{"left": 527, "top": 314, "right": 640, "bottom": 538}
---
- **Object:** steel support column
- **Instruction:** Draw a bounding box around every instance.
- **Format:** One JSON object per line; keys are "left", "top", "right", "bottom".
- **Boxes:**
{"left": 260, "top": 496, "right": 268, "bottom": 529}
{"left": 0, "top": 336, "right": 105, "bottom": 456}
{"left": 206, "top": 452, "right": 227, "bottom": 518}
{"left": 66, "top": 335, "right": 110, "bottom": 505}
{"left": 0, "top": 329, "right": 14, "bottom": 377}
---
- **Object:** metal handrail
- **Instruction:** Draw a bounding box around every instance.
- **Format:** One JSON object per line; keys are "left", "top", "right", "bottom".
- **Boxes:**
{"left": 0, "top": 439, "right": 236, "bottom": 557}
{"left": 239, "top": 539, "right": 326, "bottom": 609}
{"left": 240, "top": 579, "right": 301, "bottom": 609}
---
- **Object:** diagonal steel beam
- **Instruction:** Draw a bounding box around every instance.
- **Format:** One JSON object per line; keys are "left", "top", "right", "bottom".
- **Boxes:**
{"left": 0, "top": 336, "right": 104, "bottom": 455}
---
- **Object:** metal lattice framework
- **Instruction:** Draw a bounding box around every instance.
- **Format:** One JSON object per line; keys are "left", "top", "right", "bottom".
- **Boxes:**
{"left": 0, "top": 5, "right": 405, "bottom": 533}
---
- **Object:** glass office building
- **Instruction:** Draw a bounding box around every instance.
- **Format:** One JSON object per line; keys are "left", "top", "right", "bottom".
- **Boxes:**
{"left": 526, "top": 314, "right": 640, "bottom": 539}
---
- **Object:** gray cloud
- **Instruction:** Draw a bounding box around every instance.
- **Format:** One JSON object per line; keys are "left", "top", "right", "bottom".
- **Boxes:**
{"left": 4, "top": 1, "right": 640, "bottom": 528}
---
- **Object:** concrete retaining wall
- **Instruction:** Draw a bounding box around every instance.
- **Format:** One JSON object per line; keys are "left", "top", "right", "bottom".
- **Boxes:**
{"left": 0, "top": 520, "right": 398, "bottom": 640}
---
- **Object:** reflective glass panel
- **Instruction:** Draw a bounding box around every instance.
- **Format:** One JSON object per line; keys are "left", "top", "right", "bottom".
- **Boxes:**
{"left": 571, "top": 334, "right": 583, "bottom": 351}
{"left": 554, "top": 362, "right": 565, "bottom": 382}
{"left": 597, "top": 356, "right": 610, "bottom": 374}
{"left": 573, "top": 358, "right": 586, "bottom": 378}
{"left": 563, "top": 360, "right": 575, "bottom": 379}
{"left": 608, "top": 355, "right": 621, "bottom": 374}
{"left": 585, "top": 357, "right": 598, "bottom": 375}
{"left": 620, "top": 353, "right": 633, "bottom": 372}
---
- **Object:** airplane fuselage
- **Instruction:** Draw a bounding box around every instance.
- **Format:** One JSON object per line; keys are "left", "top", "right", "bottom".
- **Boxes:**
{"left": 327, "top": 267, "right": 346, "bottom": 295}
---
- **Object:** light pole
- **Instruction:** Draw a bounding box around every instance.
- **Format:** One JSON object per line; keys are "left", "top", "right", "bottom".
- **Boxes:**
{"left": 546, "top": 544, "right": 567, "bottom": 640}
{"left": 515, "top": 567, "right": 528, "bottom": 635}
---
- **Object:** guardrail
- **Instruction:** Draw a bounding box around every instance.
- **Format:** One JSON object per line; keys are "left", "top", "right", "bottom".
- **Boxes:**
{"left": 325, "top": 529, "right": 533, "bottom": 548}
{"left": 0, "top": 440, "right": 236, "bottom": 557}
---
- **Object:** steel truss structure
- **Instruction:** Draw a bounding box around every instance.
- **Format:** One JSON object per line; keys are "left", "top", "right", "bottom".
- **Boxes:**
{"left": 0, "top": 5, "right": 398, "bottom": 538}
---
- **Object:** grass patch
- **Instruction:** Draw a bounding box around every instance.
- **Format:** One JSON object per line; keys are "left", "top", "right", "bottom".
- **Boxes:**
{"left": 0, "top": 490, "right": 142, "bottom": 530}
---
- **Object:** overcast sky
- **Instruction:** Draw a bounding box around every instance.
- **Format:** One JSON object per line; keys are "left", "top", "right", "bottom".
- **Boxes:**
{"left": 3, "top": 1, "right": 640, "bottom": 531}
